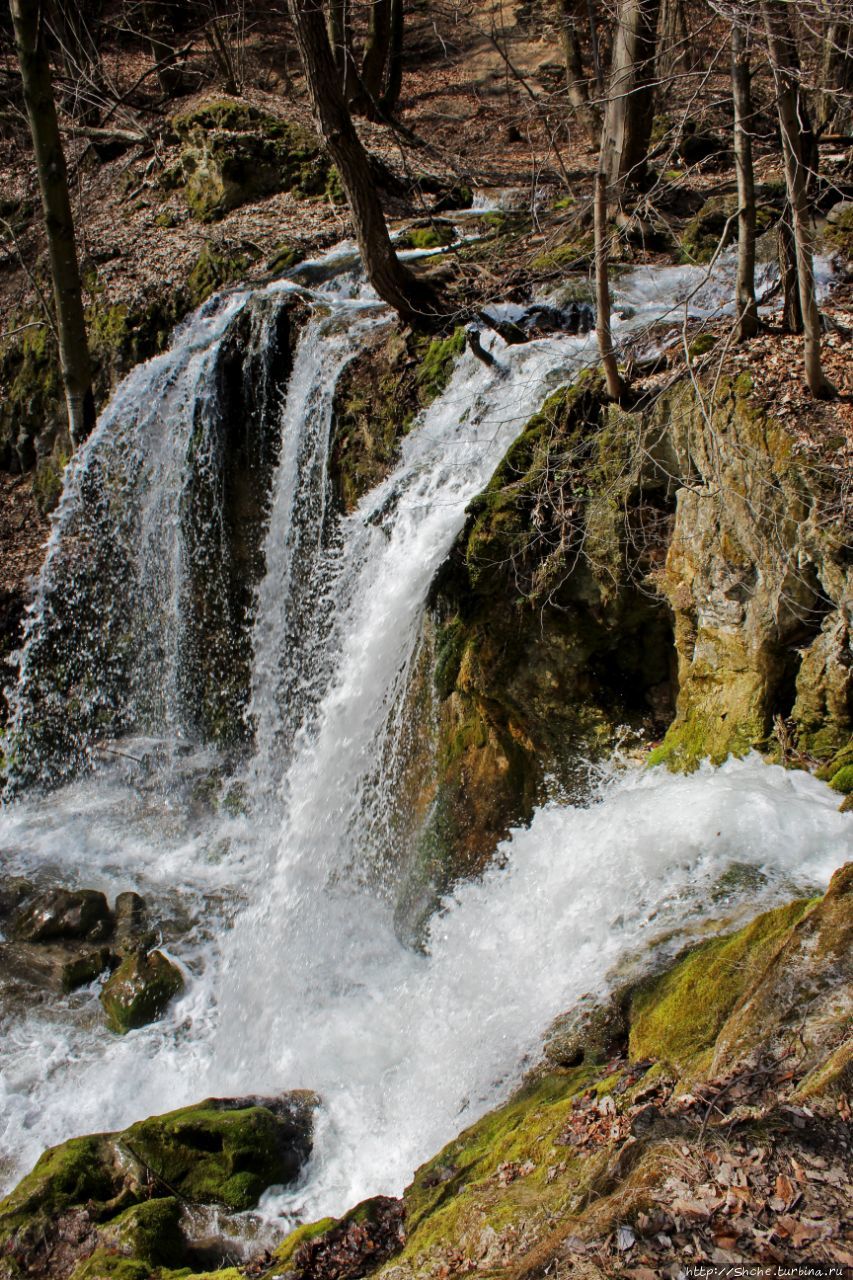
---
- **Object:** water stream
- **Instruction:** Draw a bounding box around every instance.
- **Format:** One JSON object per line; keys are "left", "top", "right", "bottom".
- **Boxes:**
{"left": 0, "top": 252, "right": 850, "bottom": 1232}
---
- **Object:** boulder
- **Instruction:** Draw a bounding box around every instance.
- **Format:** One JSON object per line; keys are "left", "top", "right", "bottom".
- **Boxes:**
{"left": 171, "top": 98, "right": 333, "bottom": 222}
{"left": 100, "top": 949, "right": 184, "bottom": 1033}
{"left": 11, "top": 889, "right": 113, "bottom": 943}
{"left": 0, "top": 1093, "right": 319, "bottom": 1279}
{"left": 113, "top": 891, "right": 154, "bottom": 955}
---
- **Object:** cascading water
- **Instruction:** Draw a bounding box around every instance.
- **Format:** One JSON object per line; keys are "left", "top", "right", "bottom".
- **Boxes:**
{"left": 0, "top": 250, "right": 850, "bottom": 1236}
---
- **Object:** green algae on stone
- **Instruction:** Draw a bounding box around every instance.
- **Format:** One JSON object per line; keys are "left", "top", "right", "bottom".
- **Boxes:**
{"left": 628, "top": 897, "right": 814, "bottom": 1074}
{"left": 100, "top": 950, "right": 184, "bottom": 1033}
{"left": 122, "top": 1096, "right": 316, "bottom": 1212}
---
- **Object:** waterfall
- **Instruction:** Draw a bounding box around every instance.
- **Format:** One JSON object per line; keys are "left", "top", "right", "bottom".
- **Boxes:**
{"left": 0, "top": 253, "right": 850, "bottom": 1227}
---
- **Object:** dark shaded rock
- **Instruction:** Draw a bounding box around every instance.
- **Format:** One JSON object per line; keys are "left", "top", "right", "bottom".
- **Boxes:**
{"left": 113, "top": 891, "right": 154, "bottom": 955}
{"left": 11, "top": 889, "right": 113, "bottom": 944}
{"left": 100, "top": 949, "right": 184, "bottom": 1032}
{"left": 59, "top": 947, "right": 116, "bottom": 993}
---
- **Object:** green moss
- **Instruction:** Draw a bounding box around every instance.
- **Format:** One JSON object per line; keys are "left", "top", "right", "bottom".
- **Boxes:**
{"left": 71, "top": 1255, "right": 152, "bottom": 1280}
{"left": 401, "top": 1069, "right": 597, "bottom": 1265}
{"left": 681, "top": 191, "right": 779, "bottom": 263}
{"left": 688, "top": 332, "right": 719, "bottom": 359}
{"left": 400, "top": 224, "right": 455, "bottom": 250}
{"left": 0, "top": 1134, "right": 115, "bottom": 1242}
{"left": 122, "top": 1099, "right": 309, "bottom": 1212}
{"left": 531, "top": 235, "right": 594, "bottom": 272}
{"left": 186, "top": 243, "right": 249, "bottom": 307}
{"left": 433, "top": 619, "right": 466, "bottom": 699}
{"left": 272, "top": 1216, "right": 339, "bottom": 1268}
{"left": 173, "top": 100, "right": 328, "bottom": 221}
{"left": 829, "top": 764, "right": 853, "bottom": 794}
{"left": 100, "top": 950, "right": 184, "bottom": 1034}
{"left": 822, "top": 204, "right": 853, "bottom": 259}
{"left": 629, "top": 897, "right": 813, "bottom": 1073}
{"left": 267, "top": 243, "right": 301, "bottom": 275}
{"left": 415, "top": 328, "right": 466, "bottom": 402}
{"left": 33, "top": 447, "right": 70, "bottom": 514}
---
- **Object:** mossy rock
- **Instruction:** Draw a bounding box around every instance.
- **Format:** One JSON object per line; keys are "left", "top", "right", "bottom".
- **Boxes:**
{"left": 397, "top": 222, "right": 456, "bottom": 251}
{"left": 123, "top": 1094, "right": 317, "bottom": 1212}
{"left": 100, "top": 949, "right": 184, "bottom": 1033}
{"left": 531, "top": 233, "right": 594, "bottom": 272}
{"left": 628, "top": 897, "right": 813, "bottom": 1075}
{"left": 0, "top": 1095, "right": 318, "bottom": 1278}
{"left": 172, "top": 97, "right": 329, "bottom": 222}
{"left": 680, "top": 188, "right": 779, "bottom": 263}
{"left": 330, "top": 324, "right": 466, "bottom": 512}
{"left": 185, "top": 243, "right": 249, "bottom": 306}
{"left": 822, "top": 201, "right": 853, "bottom": 259}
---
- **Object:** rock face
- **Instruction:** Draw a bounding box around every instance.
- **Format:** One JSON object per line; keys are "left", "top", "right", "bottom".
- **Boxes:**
{"left": 394, "top": 367, "right": 852, "bottom": 931}
{"left": 100, "top": 949, "right": 184, "bottom": 1033}
{"left": 172, "top": 99, "right": 334, "bottom": 222}
{"left": 0, "top": 1092, "right": 319, "bottom": 1279}
{"left": 396, "top": 374, "right": 677, "bottom": 937}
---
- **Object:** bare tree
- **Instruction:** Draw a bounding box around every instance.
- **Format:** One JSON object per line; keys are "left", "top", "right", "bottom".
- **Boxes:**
{"left": 556, "top": 0, "right": 599, "bottom": 133}
{"left": 9, "top": 0, "right": 95, "bottom": 446}
{"left": 731, "top": 20, "right": 758, "bottom": 340}
{"left": 594, "top": 172, "right": 625, "bottom": 401}
{"left": 287, "top": 0, "right": 440, "bottom": 324}
{"left": 378, "top": 0, "right": 403, "bottom": 115}
{"left": 600, "top": 0, "right": 662, "bottom": 196}
{"left": 762, "top": 0, "right": 835, "bottom": 398}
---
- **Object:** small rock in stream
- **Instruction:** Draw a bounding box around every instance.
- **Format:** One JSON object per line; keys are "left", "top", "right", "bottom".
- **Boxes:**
{"left": 100, "top": 948, "right": 184, "bottom": 1032}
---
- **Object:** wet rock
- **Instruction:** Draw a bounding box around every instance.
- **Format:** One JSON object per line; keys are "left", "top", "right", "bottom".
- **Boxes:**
{"left": 100, "top": 948, "right": 184, "bottom": 1033}
{"left": 113, "top": 891, "right": 155, "bottom": 954}
{"left": 681, "top": 186, "right": 782, "bottom": 262}
{"left": 543, "top": 991, "right": 630, "bottom": 1068}
{"left": 123, "top": 1092, "right": 319, "bottom": 1212}
{"left": 11, "top": 888, "right": 113, "bottom": 944}
{"left": 0, "top": 1093, "right": 319, "bottom": 1278}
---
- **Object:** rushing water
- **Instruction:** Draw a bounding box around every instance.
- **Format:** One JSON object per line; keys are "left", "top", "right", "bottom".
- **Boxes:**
{"left": 0, "top": 251, "right": 850, "bottom": 1232}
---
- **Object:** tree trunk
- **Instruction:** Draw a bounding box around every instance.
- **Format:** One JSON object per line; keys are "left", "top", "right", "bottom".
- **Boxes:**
{"left": 777, "top": 212, "right": 802, "bottom": 334}
{"left": 657, "top": 0, "right": 688, "bottom": 80}
{"left": 557, "top": 0, "right": 599, "bottom": 133}
{"left": 731, "top": 23, "right": 758, "bottom": 341}
{"left": 600, "top": 0, "right": 662, "bottom": 196}
{"left": 355, "top": 0, "right": 391, "bottom": 115}
{"left": 327, "top": 0, "right": 357, "bottom": 100}
{"left": 594, "top": 172, "right": 625, "bottom": 401}
{"left": 378, "top": 0, "right": 404, "bottom": 116}
{"left": 288, "top": 0, "right": 440, "bottom": 325}
{"left": 9, "top": 0, "right": 95, "bottom": 447}
{"left": 763, "top": 0, "right": 835, "bottom": 398}
{"left": 817, "top": 21, "right": 852, "bottom": 131}
{"left": 143, "top": 2, "right": 186, "bottom": 96}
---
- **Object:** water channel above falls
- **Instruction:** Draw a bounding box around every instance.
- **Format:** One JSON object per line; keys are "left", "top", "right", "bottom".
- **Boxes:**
{"left": 0, "top": 251, "right": 850, "bottom": 1235}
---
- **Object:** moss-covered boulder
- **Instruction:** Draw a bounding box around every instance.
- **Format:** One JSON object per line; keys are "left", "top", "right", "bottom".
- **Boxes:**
{"left": 99, "top": 949, "right": 184, "bottom": 1033}
{"left": 273, "top": 1197, "right": 405, "bottom": 1280}
{"left": 172, "top": 98, "right": 332, "bottom": 222}
{"left": 680, "top": 186, "right": 781, "bottom": 262}
{"left": 0, "top": 1093, "right": 318, "bottom": 1279}
{"left": 354, "top": 869, "right": 852, "bottom": 1280}
{"left": 822, "top": 199, "right": 853, "bottom": 260}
